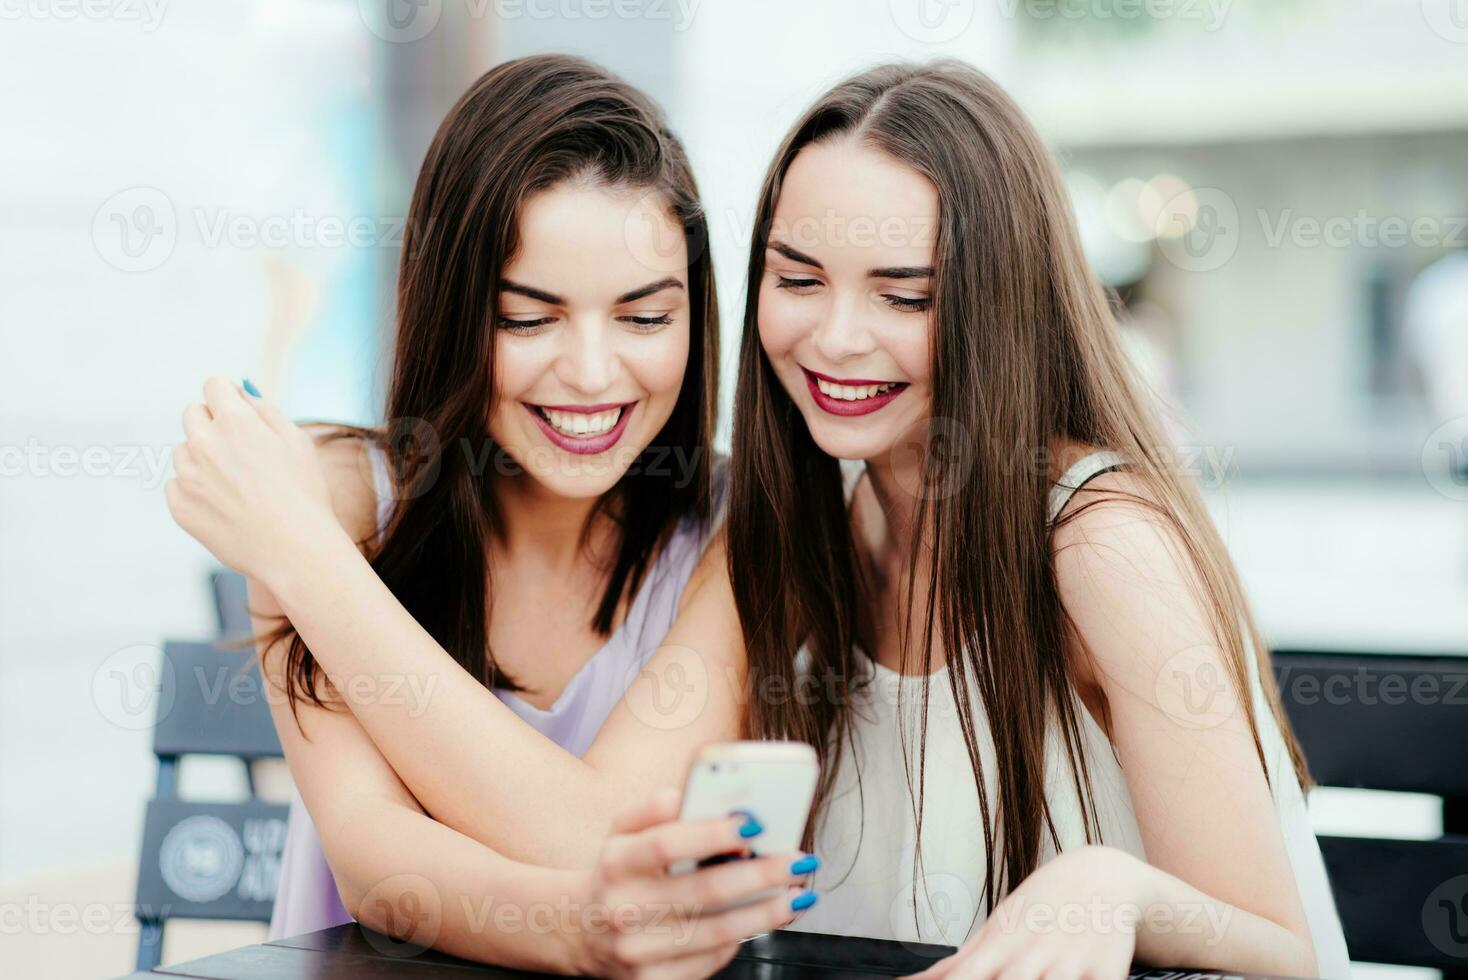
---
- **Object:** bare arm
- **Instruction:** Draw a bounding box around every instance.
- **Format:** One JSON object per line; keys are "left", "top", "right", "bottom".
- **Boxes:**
{"left": 1049, "top": 479, "right": 1316, "bottom": 975}
{"left": 915, "top": 480, "right": 1318, "bottom": 979}
{"left": 248, "top": 577, "right": 589, "bottom": 973}
{"left": 252, "top": 578, "right": 804, "bottom": 979}
{"left": 266, "top": 518, "right": 745, "bottom": 869}
{"left": 174, "top": 377, "right": 745, "bottom": 869}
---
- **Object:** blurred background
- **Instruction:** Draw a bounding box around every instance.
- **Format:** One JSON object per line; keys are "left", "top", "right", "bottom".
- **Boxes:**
{"left": 2, "top": 0, "right": 1466, "bottom": 976}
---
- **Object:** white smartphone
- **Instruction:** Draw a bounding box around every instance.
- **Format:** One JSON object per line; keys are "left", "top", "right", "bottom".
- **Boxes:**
{"left": 669, "top": 741, "right": 819, "bottom": 885}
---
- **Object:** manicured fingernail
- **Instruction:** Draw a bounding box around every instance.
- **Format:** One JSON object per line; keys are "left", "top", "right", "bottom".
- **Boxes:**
{"left": 737, "top": 815, "right": 763, "bottom": 839}
{"left": 790, "top": 854, "right": 820, "bottom": 875}
{"left": 242, "top": 378, "right": 262, "bottom": 398}
{"left": 790, "top": 890, "right": 818, "bottom": 912}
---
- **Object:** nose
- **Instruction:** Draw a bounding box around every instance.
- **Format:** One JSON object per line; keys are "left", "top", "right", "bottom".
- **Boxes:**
{"left": 810, "top": 289, "right": 877, "bottom": 364}
{"left": 555, "top": 316, "right": 618, "bottom": 396}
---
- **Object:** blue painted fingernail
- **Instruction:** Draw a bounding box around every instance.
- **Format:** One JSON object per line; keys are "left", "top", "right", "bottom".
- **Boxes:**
{"left": 242, "top": 378, "right": 262, "bottom": 398}
{"left": 790, "top": 855, "right": 820, "bottom": 875}
{"left": 737, "top": 815, "right": 763, "bottom": 839}
{"left": 790, "top": 891, "right": 818, "bottom": 912}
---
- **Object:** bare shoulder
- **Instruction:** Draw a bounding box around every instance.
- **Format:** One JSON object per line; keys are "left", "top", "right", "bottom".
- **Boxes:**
{"left": 680, "top": 527, "right": 732, "bottom": 610}
{"left": 301, "top": 424, "right": 380, "bottom": 550}
{"left": 1050, "top": 457, "right": 1215, "bottom": 683}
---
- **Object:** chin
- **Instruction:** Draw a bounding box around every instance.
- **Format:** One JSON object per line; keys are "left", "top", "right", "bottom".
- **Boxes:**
{"left": 800, "top": 416, "right": 897, "bottom": 464}
{"left": 517, "top": 457, "right": 632, "bottom": 500}
{"left": 493, "top": 432, "right": 644, "bottom": 500}
{"left": 522, "top": 466, "right": 625, "bottom": 498}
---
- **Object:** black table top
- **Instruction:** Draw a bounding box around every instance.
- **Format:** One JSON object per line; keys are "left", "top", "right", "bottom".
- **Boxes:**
{"left": 126, "top": 924, "right": 1298, "bottom": 979}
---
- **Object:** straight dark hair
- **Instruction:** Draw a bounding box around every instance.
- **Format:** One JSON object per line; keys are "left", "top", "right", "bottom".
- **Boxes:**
{"left": 265, "top": 54, "right": 718, "bottom": 714}
{"left": 729, "top": 60, "right": 1307, "bottom": 915}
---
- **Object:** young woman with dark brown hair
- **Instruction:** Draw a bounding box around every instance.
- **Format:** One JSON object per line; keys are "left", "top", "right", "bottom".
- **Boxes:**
{"left": 728, "top": 60, "right": 1349, "bottom": 978}
{"left": 167, "top": 55, "right": 814, "bottom": 978}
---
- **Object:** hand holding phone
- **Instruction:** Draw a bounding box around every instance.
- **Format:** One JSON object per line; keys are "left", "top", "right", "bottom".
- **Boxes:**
{"left": 579, "top": 780, "right": 819, "bottom": 979}
{"left": 669, "top": 741, "right": 820, "bottom": 911}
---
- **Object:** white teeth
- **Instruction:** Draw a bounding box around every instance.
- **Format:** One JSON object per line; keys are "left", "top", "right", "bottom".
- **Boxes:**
{"left": 541, "top": 407, "right": 621, "bottom": 437}
{"left": 814, "top": 377, "right": 897, "bottom": 401}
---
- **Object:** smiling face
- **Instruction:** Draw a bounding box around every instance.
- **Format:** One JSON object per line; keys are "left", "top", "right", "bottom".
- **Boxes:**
{"left": 487, "top": 181, "right": 690, "bottom": 499}
{"left": 757, "top": 138, "right": 937, "bottom": 463}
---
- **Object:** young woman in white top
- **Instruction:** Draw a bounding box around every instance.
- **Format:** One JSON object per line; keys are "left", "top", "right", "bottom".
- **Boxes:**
{"left": 726, "top": 61, "right": 1350, "bottom": 978}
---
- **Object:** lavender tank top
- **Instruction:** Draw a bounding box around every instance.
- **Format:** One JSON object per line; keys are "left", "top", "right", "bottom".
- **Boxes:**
{"left": 268, "top": 445, "right": 727, "bottom": 939}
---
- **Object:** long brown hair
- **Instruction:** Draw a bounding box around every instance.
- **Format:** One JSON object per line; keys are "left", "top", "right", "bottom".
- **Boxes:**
{"left": 728, "top": 60, "right": 1306, "bottom": 914}
{"left": 268, "top": 54, "right": 718, "bottom": 714}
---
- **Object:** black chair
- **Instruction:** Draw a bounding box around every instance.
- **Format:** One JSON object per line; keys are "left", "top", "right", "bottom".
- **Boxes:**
{"left": 1272, "top": 649, "right": 1468, "bottom": 974}
{"left": 133, "top": 639, "right": 288, "bottom": 971}
{"left": 209, "top": 569, "right": 253, "bottom": 642}
{"left": 209, "top": 569, "right": 266, "bottom": 795}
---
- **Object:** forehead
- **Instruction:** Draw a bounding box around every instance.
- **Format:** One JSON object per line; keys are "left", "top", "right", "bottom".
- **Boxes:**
{"left": 504, "top": 182, "right": 686, "bottom": 296}
{"left": 772, "top": 138, "right": 938, "bottom": 261}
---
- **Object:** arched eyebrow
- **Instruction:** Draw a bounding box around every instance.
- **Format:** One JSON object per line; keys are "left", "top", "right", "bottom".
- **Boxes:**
{"left": 768, "top": 241, "right": 932, "bottom": 279}
{"left": 868, "top": 266, "right": 933, "bottom": 280}
{"left": 768, "top": 241, "right": 823, "bottom": 269}
{"left": 616, "top": 277, "right": 684, "bottom": 304}
{"left": 499, "top": 280, "right": 562, "bottom": 305}
{"left": 498, "top": 277, "right": 684, "bottom": 306}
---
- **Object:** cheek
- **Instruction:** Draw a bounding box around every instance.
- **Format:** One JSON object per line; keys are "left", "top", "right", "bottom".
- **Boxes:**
{"left": 487, "top": 338, "right": 543, "bottom": 430}
{"left": 884, "top": 315, "right": 933, "bottom": 386}
{"left": 626, "top": 326, "right": 690, "bottom": 401}
{"left": 756, "top": 284, "right": 806, "bottom": 360}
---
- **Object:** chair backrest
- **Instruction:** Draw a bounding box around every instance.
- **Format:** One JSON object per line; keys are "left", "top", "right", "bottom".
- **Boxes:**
{"left": 135, "top": 640, "right": 287, "bottom": 970}
{"left": 152, "top": 640, "right": 283, "bottom": 764}
{"left": 1271, "top": 649, "right": 1468, "bottom": 971}
{"left": 210, "top": 570, "right": 254, "bottom": 642}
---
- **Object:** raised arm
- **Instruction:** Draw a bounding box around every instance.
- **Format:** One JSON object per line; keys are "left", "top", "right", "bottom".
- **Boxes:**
{"left": 268, "top": 515, "right": 745, "bottom": 869}
{"left": 167, "top": 377, "right": 746, "bottom": 869}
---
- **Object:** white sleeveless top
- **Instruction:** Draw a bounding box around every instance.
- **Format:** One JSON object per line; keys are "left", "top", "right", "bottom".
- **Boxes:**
{"left": 788, "top": 454, "right": 1350, "bottom": 978}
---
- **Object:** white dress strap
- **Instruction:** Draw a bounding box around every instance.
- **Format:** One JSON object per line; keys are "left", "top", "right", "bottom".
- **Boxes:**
{"left": 366, "top": 441, "right": 395, "bottom": 536}
{"left": 1046, "top": 450, "right": 1126, "bottom": 525}
{"left": 839, "top": 459, "right": 866, "bottom": 506}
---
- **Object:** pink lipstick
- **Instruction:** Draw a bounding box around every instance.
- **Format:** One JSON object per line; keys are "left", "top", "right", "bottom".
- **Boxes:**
{"left": 524, "top": 401, "right": 635, "bottom": 455}
{"left": 802, "top": 368, "right": 908, "bottom": 417}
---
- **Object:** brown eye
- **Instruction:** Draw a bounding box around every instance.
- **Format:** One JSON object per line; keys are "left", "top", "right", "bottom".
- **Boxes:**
{"left": 497, "top": 316, "right": 554, "bottom": 333}
{"left": 619, "top": 314, "right": 673, "bottom": 331}
{"left": 883, "top": 294, "right": 930, "bottom": 313}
